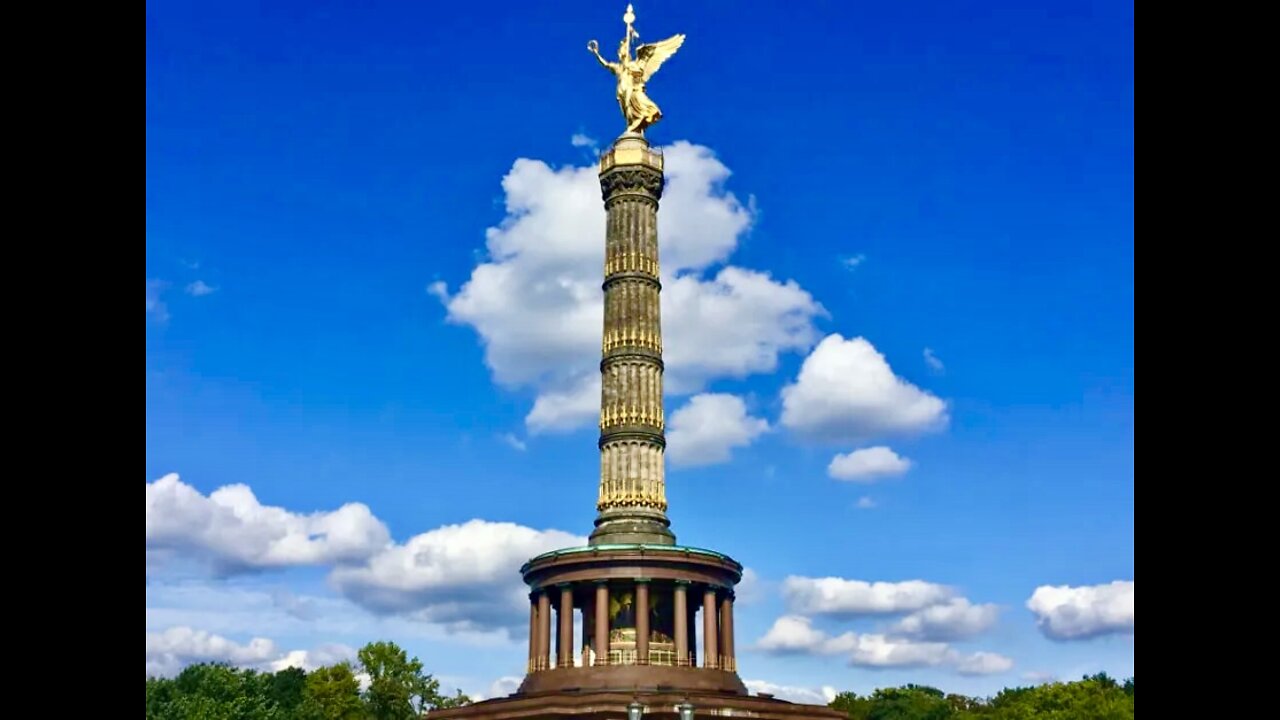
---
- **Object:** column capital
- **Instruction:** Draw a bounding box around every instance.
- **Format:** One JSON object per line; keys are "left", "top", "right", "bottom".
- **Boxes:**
{"left": 594, "top": 579, "right": 610, "bottom": 586}
{"left": 673, "top": 579, "right": 692, "bottom": 586}
{"left": 556, "top": 582, "right": 574, "bottom": 590}
{"left": 634, "top": 577, "right": 652, "bottom": 584}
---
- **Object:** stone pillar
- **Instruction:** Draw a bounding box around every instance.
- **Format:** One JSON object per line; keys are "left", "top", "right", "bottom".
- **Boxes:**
{"left": 721, "top": 593, "right": 736, "bottom": 672}
{"left": 536, "top": 590, "right": 551, "bottom": 671}
{"left": 594, "top": 582, "right": 610, "bottom": 665}
{"left": 527, "top": 594, "right": 538, "bottom": 672}
{"left": 673, "top": 581, "right": 689, "bottom": 666}
{"left": 687, "top": 598, "right": 698, "bottom": 667}
{"left": 558, "top": 584, "right": 574, "bottom": 668}
{"left": 635, "top": 580, "right": 650, "bottom": 665}
{"left": 590, "top": 135, "right": 675, "bottom": 547}
{"left": 702, "top": 587, "right": 719, "bottom": 669}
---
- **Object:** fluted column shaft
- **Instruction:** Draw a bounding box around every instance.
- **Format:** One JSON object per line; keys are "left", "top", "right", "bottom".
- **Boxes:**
{"left": 557, "top": 585, "right": 574, "bottom": 668}
{"left": 720, "top": 593, "right": 736, "bottom": 671}
{"left": 536, "top": 591, "right": 551, "bottom": 671}
{"left": 594, "top": 582, "right": 610, "bottom": 665}
{"left": 591, "top": 137, "right": 674, "bottom": 546}
{"left": 702, "top": 587, "right": 719, "bottom": 669}
{"left": 674, "top": 581, "right": 689, "bottom": 665}
{"left": 636, "top": 580, "right": 651, "bottom": 664}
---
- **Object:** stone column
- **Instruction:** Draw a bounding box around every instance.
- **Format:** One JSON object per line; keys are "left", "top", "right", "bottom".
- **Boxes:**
{"left": 536, "top": 590, "right": 551, "bottom": 671}
{"left": 558, "top": 584, "right": 574, "bottom": 668}
{"left": 594, "top": 582, "right": 610, "bottom": 665}
{"left": 702, "top": 587, "right": 719, "bottom": 669}
{"left": 635, "top": 580, "right": 650, "bottom": 665}
{"left": 720, "top": 592, "right": 736, "bottom": 672}
{"left": 590, "top": 135, "right": 675, "bottom": 547}
{"left": 687, "top": 599, "right": 698, "bottom": 667}
{"left": 673, "top": 581, "right": 689, "bottom": 666}
{"left": 527, "top": 594, "right": 538, "bottom": 672}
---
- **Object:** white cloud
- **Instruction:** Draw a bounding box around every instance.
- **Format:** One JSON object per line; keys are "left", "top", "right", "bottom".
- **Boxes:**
{"left": 427, "top": 280, "right": 449, "bottom": 301}
{"left": 783, "top": 577, "right": 954, "bottom": 616}
{"left": 146, "top": 626, "right": 279, "bottom": 677}
{"left": 923, "top": 347, "right": 945, "bottom": 373}
{"left": 269, "top": 643, "right": 357, "bottom": 672}
{"left": 146, "top": 473, "right": 391, "bottom": 573}
{"left": 756, "top": 615, "right": 834, "bottom": 654}
{"left": 147, "top": 279, "right": 169, "bottom": 322}
{"left": 828, "top": 446, "right": 912, "bottom": 482}
{"left": 145, "top": 625, "right": 356, "bottom": 678}
{"left": 186, "top": 280, "right": 217, "bottom": 297}
{"left": 1027, "top": 580, "right": 1134, "bottom": 640}
{"left": 743, "top": 679, "right": 837, "bottom": 705}
{"left": 662, "top": 268, "right": 823, "bottom": 393}
{"left": 486, "top": 675, "right": 523, "bottom": 699}
{"left": 856, "top": 496, "right": 877, "bottom": 510}
{"left": 781, "top": 334, "right": 948, "bottom": 443}
{"left": 666, "top": 393, "right": 768, "bottom": 466}
{"left": 499, "top": 433, "right": 527, "bottom": 451}
{"left": 846, "top": 633, "right": 955, "bottom": 668}
{"left": 147, "top": 475, "right": 582, "bottom": 632}
{"left": 436, "top": 143, "right": 823, "bottom": 433}
{"left": 955, "top": 651, "right": 1015, "bottom": 676}
{"left": 892, "top": 598, "right": 1000, "bottom": 641}
{"left": 842, "top": 254, "right": 866, "bottom": 269}
{"left": 525, "top": 375, "right": 600, "bottom": 433}
{"left": 570, "top": 133, "right": 598, "bottom": 153}
{"left": 329, "top": 519, "right": 583, "bottom": 629}
{"left": 755, "top": 618, "right": 1011, "bottom": 674}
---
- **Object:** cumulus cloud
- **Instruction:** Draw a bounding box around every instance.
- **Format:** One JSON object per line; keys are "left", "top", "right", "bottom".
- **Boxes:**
{"left": 1027, "top": 581, "right": 1134, "bottom": 640}
{"left": 743, "top": 679, "right": 837, "bottom": 705}
{"left": 756, "top": 615, "right": 835, "bottom": 654}
{"left": 436, "top": 142, "right": 823, "bottom": 432}
{"left": 147, "top": 475, "right": 582, "bottom": 632}
{"left": 955, "top": 652, "right": 1015, "bottom": 676}
{"left": 755, "top": 617, "right": 1011, "bottom": 674}
{"left": 186, "top": 280, "right": 217, "bottom": 297}
{"left": 666, "top": 393, "right": 769, "bottom": 466}
{"left": 146, "top": 474, "right": 391, "bottom": 573}
{"left": 892, "top": 598, "right": 1000, "bottom": 641}
{"left": 145, "top": 626, "right": 355, "bottom": 677}
{"left": 842, "top": 254, "right": 866, "bottom": 270}
{"left": 270, "top": 643, "right": 357, "bottom": 672}
{"left": 145, "top": 626, "right": 279, "bottom": 677}
{"left": 329, "top": 520, "right": 582, "bottom": 629}
{"left": 856, "top": 496, "right": 877, "bottom": 509}
{"left": 828, "top": 446, "right": 912, "bottom": 482}
{"left": 486, "top": 676, "right": 522, "bottom": 699}
{"left": 781, "top": 335, "right": 947, "bottom": 443}
{"left": 783, "top": 577, "right": 954, "bottom": 616}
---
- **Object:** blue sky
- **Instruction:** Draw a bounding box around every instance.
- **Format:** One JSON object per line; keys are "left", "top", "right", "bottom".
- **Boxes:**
{"left": 146, "top": 0, "right": 1133, "bottom": 701}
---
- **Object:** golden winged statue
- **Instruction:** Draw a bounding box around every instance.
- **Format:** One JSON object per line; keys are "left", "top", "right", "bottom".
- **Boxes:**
{"left": 587, "top": 4, "right": 686, "bottom": 135}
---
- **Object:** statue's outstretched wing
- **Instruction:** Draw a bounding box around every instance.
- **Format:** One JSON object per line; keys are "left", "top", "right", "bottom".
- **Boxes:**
{"left": 637, "top": 34, "right": 686, "bottom": 81}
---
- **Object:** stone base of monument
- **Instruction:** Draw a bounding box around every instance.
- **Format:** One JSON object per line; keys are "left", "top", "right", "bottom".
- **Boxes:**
{"left": 428, "top": 689, "right": 845, "bottom": 719}
{"left": 426, "top": 545, "right": 843, "bottom": 718}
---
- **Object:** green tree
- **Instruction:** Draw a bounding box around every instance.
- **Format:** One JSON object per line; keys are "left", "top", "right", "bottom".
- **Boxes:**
{"left": 299, "top": 663, "right": 367, "bottom": 720}
{"left": 148, "top": 663, "right": 285, "bottom": 720}
{"left": 866, "top": 685, "right": 953, "bottom": 720}
{"left": 270, "top": 666, "right": 308, "bottom": 712}
{"left": 357, "top": 641, "right": 472, "bottom": 719}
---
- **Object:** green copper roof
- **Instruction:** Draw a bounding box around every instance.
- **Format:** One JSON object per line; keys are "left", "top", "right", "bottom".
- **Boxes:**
{"left": 522, "top": 543, "right": 739, "bottom": 566}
